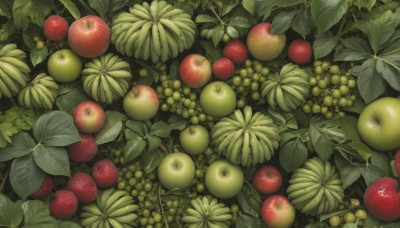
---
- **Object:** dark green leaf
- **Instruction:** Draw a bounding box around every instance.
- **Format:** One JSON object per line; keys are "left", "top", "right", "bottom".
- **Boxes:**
{"left": 356, "top": 58, "right": 386, "bottom": 103}
{"left": 339, "top": 116, "right": 361, "bottom": 142}
{"left": 319, "top": 208, "right": 351, "bottom": 222}
{"left": 376, "top": 59, "right": 400, "bottom": 91}
{"left": 228, "top": 16, "right": 251, "bottom": 28}
{"left": 334, "top": 37, "right": 373, "bottom": 61}
{"left": 167, "top": 115, "right": 187, "bottom": 131}
{"left": 199, "top": 40, "right": 223, "bottom": 62}
{"left": 343, "top": 223, "right": 358, "bottom": 228}
{"left": 109, "top": 0, "right": 129, "bottom": 13}
{"left": 362, "top": 165, "right": 386, "bottom": 186}
{"left": 241, "top": 0, "right": 255, "bottom": 15}
{"left": 147, "top": 135, "right": 161, "bottom": 151}
{"left": 12, "top": 0, "right": 54, "bottom": 30}
{"left": 88, "top": 0, "right": 109, "bottom": 18}
{"left": 222, "top": 2, "right": 238, "bottom": 16}
{"left": 212, "top": 25, "right": 225, "bottom": 46}
{"left": 125, "top": 120, "right": 148, "bottom": 136}
{"left": 30, "top": 47, "right": 48, "bottom": 67}
{"left": 124, "top": 138, "right": 146, "bottom": 162}
{"left": 279, "top": 139, "right": 308, "bottom": 172}
{"left": 169, "top": 60, "right": 179, "bottom": 80}
{"left": 0, "top": 0, "right": 13, "bottom": 18}
{"left": 340, "top": 165, "right": 362, "bottom": 189}
{"left": 313, "top": 36, "right": 339, "bottom": 59}
{"left": 371, "top": 150, "right": 389, "bottom": 175}
{"left": 311, "top": 0, "right": 348, "bottom": 34}
{"left": 124, "top": 129, "right": 140, "bottom": 140}
{"left": 309, "top": 125, "right": 333, "bottom": 161}
{"left": 0, "top": 194, "right": 23, "bottom": 227}
{"left": 58, "top": 221, "right": 82, "bottom": 228}
{"left": 149, "top": 121, "right": 171, "bottom": 137}
{"left": 236, "top": 185, "right": 261, "bottom": 217}
{"left": 348, "top": 142, "right": 372, "bottom": 163}
{"left": 353, "top": 0, "right": 376, "bottom": 11}
{"left": 142, "top": 149, "right": 164, "bottom": 173}
{"left": 195, "top": 14, "right": 217, "bottom": 23}
{"left": 291, "top": 8, "right": 313, "bottom": 39}
{"left": 271, "top": 10, "right": 297, "bottom": 34}
{"left": 226, "top": 26, "right": 239, "bottom": 39}
{"left": 10, "top": 155, "right": 45, "bottom": 199}
{"left": 33, "top": 145, "right": 70, "bottom": 176}
{"left": 0, "top": 132, "right": 35, "bottom": 162}
{"left": 59, "top": 0, "right": 81, "bottom": 19}
{"left": 274, "top": 0, "right": 306, "bottom": 7}
{"left": 56, "top": 81, "right": 88, "bottom": 112}
{"left": 369, "top": 10, "right": 395, "bottom": 53}
{"left": 236, "top": 211, "right": 264, "bottom": 228}
{"left": 95, "top": 111, "right": 127, "bottom": 145}
{"left": 33, "top": 111, "right": 81, "bottom": 147}
{"left": 22, "top": 200, "right": 57, "bottom": 227}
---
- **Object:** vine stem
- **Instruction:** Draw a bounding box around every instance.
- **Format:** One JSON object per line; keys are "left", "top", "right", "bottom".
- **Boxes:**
{"left": 209, "top": 6, "right": 224, "bottom": 25}
{"left": 157, "top": 185, "right": 169, "bottom": 228}
{"left": 0, "top": 168, "right": 10, "bottom": 193}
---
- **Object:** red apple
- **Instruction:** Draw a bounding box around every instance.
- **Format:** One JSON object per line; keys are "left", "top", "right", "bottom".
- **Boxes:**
{"left": 223, "top": 39, "right": 248, "bottom": 64}
{"left": 43, "top": 15, "right": 69, "bottom": 41}
{"left": 91, "top": 159, "right": 119, "bottom": 188}
{"left": 31, "top": 175, "right": 53, "bottom": 199}
{"left": 212, "top": 57, "right": 235, "bottom": 80}
{"left": 287, "top": 39, "right": 312, "bottom": 64}
{"left": 73, "top": 100, "right": 105, "bottom": 134}
{"left": 363, "top": 177, "right": 400, "bottom": 222}
{"left": 179, "top": 54, "right": 212, "bottom": 88}
{"left": 252, "top": 165, "right": 282, "bottom": 194}
{"left": 67, "top": 133, "right": 98, "bottom": 163}
{"left": 67, "top": 172, "right": 98, "bottom": 204}
{"left": 49, "top": 189, "right": 78, "bottom": 219}
{"left": 247, "top": 22, "right": 286, "bottom": 61}
{"left": 123, "top": 84, "right": 159, "bottom": 120}
{"left": 261, "top": 195, "right": 295, "bottom": 228}
{"left": 68, "top": 15, "right": 110, "bottom": 58}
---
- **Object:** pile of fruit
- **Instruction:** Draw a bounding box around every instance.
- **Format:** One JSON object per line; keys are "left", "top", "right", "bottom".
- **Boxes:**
{"left": 2, "top": 0, "right": 400, "bottom": 227}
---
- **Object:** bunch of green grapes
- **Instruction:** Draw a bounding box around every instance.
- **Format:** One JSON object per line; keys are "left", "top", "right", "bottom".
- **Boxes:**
{"left": 155, "top": 74, "right": 214, "bottom": 125}
{"left": 226, "top": 59, "right": 269, "bottom": 108}
{"left": 327, "top": 198, "right": 368, "bottom": 227}
{"left": 302, "top": 60, "right": 357, "bottom": 119}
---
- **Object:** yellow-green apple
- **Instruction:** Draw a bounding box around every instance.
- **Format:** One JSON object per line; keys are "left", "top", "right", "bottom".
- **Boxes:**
{"left": 223, "top": 39, "right": 248, "bottom": 64}
{"left": 212, "top": 57, "right": 235, "bottom": 80}
{"left": 363, "top": 177, "right": 400, "bottom": 222}
{"left": 31, "top": 175, "right": 53, "bottom": 199}
{"left": 43, "top": 15, "right": 69, "bottom": 41}
{"left": 158, "top": 152, "right": 195, "bottom": 190}
{"left": 357, "top": 97, "right": 400, "bottom": 151}
{"left": 205, "top": 159, "right": 244, "bottom": 198}
{"left": 49, "top": 189, "right": 78, "bottom": 219}
{"left": 73, "top": 100, "right": 106, "bottom": 134}
{"left": 47, "top": 49, "right": 82, "bottom": 83}
{"left": 199, "top": 81, "right": 237, "bottom": 117}
{"left": 91, "top": 159, "right": 119, "bottom": 188}
{"left": 68, "top": 15, "right": 110, "bottom": 58}
{"left": 247, "top": 22, "right": 286, "bottom": 61}
{"left": 66, "top": 172, "right": 98, "bottom": 203}
{"left": 287, "top": 39, "right": 312, "bottom": 64}
{"left": 123, "top": 85, "right": 159, "bottom": 120}
{"left": 179, "top": 54, "right": 212, "bottom": 88}
{"left": 252, "top": 165, "right": 282, "bottom": 194}
{"left": 67, "top": 133, "right": 98, "bottom": 162}
{"left": 179, "top": 124, "right": 209, "bottom": 155}
{"left": 261, "top": 195, "right": 296, "bottom": 228}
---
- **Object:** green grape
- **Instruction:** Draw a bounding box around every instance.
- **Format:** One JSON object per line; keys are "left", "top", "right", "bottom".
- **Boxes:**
{"left": 313, "top": 60, "right": 322, "bottom": 67}
{"left": 311, "top": 86, "right": 321, "bottom": 96}
{"left": 339, "top": 85, "right": 349, "bottom": 95}
{"left": 348, "top": 79, "right": 356, "bottom": 88}
{"left": 239, "top": 69, "right": 247, "bottom": 77}
{"left": 331, "top": 89, "right": 341, "bottom": 98}
{"left": 232, "top": 76, "right": 242, "bottom": 86}
{"left": 309, "top": 77, "right": 317, "bottom": 86}
{"left": 302, "top": 104, "right": 311, "bottom": 113}
{"left": 182, "top": 86, "right": 191, "bottom": 95}
{"left": 244, "top": 59, "right": 252, "bottom": 67}
{"left": 242, "top": 78, "right": 251, "bottom": 87}
{"left": 317, "top": 79, "right": 328, "bottom": 89}
{"left": 139, "top": 68, "right": 149, "bottom": 78}
{"left": 323, "top": 96, "right": 333, "bottom": 106}
{"left": 261, "top": 67, "right": 269, "bottom": 76}
{"left": 329, "top": 65, "right": 340, "bottom": 74}
{"left": 344, "top": 212, "right": 357, "bottom": 223}
{"left": 328, "top": 215, "right": 341, "bottom": 227}
{"left": 321, "top": 61, "right": 331, "bottom": 70}
{"left": 340, "top": 76, "right": 349, "bottom": 85}
{"left": 314, "top": 66, "right": 324, "bottom": 75}
{"left": 312, "top": 104, "right": 321, "bottom": 114}
{"left": 330, "top": 75, "right": 340, "bottom": 85}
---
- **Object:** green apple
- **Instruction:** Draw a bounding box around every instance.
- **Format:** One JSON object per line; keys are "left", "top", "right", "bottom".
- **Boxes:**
{"left": 47, "top": 49, "right": 82, "bottom": 83}
{"left": 179, "top": 124, "right": 210, "bottom": 155}
{"left": 199, "top": 81, "right": 236, "bottom": 117}
{"left": 158, "top": 152, "right": 195, "bottom": 190}
{"left": 205, "top": 159, "right": 244, "bottom": 198}
{"left": 357, "top": 97, "right": 400, "bottom": 151}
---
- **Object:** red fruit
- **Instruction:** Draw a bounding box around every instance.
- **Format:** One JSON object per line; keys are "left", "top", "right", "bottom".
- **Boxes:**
{"left": 252, "top": 165, "right": 282, "bottom": 194}
{"left": 31, "top": 175, "right": 53, "bottom": 199}
{"left": 91, "top": 159, "right": 119, "bottom": 188}
{"left": 223, "top": 39, "right": 248, "bottom": 64}
{"left": 67, "top": 172, "right": 98, "bottom": 203}
{"left": 394, "top": 150, "right": 400, "bottom": 175}
{"left": 287, "top": 39, "right": 312, "bottom": 64}
{"left": 49, "top": 189, "right": 78, "bottom": 219}
{"left": 212, "top": 57, "right": 235, "bottom": 80}
{"left": 261, "top": 195, "right": 295, "bottom": 228}
{"left": 363, "top": 177, "right": 400, "bottom": 222}
{"left": 179, "top": 54, "right": 212, "bottom": 88}
{"left": 67, "top": 133, "right": 98, "bottom": 163}
{"left": 43, "top": 15, "right": 69, "bottom": 41}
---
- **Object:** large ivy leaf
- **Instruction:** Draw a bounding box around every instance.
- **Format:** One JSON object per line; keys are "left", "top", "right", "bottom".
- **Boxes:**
{"left": 33, "top": 111, "right": 81, "bottom": 147}
{"left": 30, "top": 47, "right": 48, "bottom": 67}
{"left": 334, "top": 37, "right": 373, "bottom": 61}
{"left": 12, "top": 0, "right": 54, "bottom": 30}
{"left": 124, "top": 138, "right": 146, "bottom": 162}
{"left": 236, "top": 184, "right": 261, "bottom": 217}
{"left": 357, "top": 58, "right": 386, "bottom": 103}
{"left": 0, "top": 194, "right": 23, "bottom": 227}
{"left": 309, "top": 125, "right": 333, "bottom": 161}
{"left": 0, "top": 132, "right": 35, "bottom": 162}
{"left": 88, "top": 0, "right": 109, "bottom": 18}
{"left": 22, "top": 200, "right": 57, "bottom": 227}
{"left": 279, "top": 139, "right": 308, "bottom": 172}
{"left": 270, "top": 10, "right": 298, "bottom": 34}
{"left": 313, "top": 35, "right": 339, "bottom": 59}
{"left": 10, "top": 155, "right": 45, "bottom": 200}
{"left": 291, "top": 8, "right": 313, "bottom": 39}
{"left": 95, "top": 111, "right": 127, "bottom": 145}
{"left": 368, "top": 10, "right": 395, "bottom": 53}
{"left": 33, "top": 145, "right": 70, "bottom": 176}
{"left": 311, "top": 0, "right": 348, "bottom": 34}
{"left": 339, "top": 165, "right": 362, "bottom": 189}
{"left": 142, "top": 148, "right": 164, "bottom": 173}
{"left": 59, "top": 0, "right": 81, "bottom": 19}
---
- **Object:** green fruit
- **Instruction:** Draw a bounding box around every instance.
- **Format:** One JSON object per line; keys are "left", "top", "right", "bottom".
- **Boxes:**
{"left": 200, "top": 81, "right": 236, "bottom": 117}
{"left": 157, "top": 152, "right": 195, "bottom": 190}
{"left": 47, "top": 49, "right": 82, "bottom": 83}
{"left": 179, "top": 124, "right": 210, "bottom": 155}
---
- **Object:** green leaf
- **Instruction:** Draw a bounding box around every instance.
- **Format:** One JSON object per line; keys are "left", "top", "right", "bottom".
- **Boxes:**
{"left": 274, "top": 0, "right": 306, "bottom": 7}
{"left": 279, "top": 139, "right": 308, "bottom": 172}
{"left": 313, "top": 36, "right": 339, "bottom": 60}
{"left": 376, "top": 59, "right": 400, "bottom": 91}
{"left": 0, "top": 132, "right": 35, "bottom": 162}
{"left": 348, "top": 142, "right": 372, "bottom": 163}
{"left": 0, "top": 194, "right": 23, "bottom": 227}
{"left": 10, "top": 155, "right": 45, "bottom": 200}
{"left": 95, "top": 111, "right": 127, "bottom": 145}
{"left": 56, "top": 82, "right": 88, "bottom": 112}
{"left": 339, "top": 116, "right": 361, "bottom": 142}
{"left": 58, "top": 221, "right": 82, "bottom": 228}
{"left": 0, "top": 0, "right": 12, "bottom": 18}
{"left": 195, "top": 14, "right": 218, "bottom": 23}
{"left": 291, "top": 8, "right": 313, "bottom": 39}
{"left": 339, "top": 165, "right": 362, "bottom": 189}
{"left": 319, "top": 208, "right": 351, "bottom": 222}
{"left": 12, "top": 0, "right": 54, "bottom": 30}
{"left": 212, "top": 25, "right": 224, "bottom": 46}
{"left": 236, "top": 184, "right": 261, "bottom": 217}
{"left": 356, "top": 58, "right": 386, "bottom": 103}
{"left": 226, "top": 26, "right": 239, "bottom": 39}
{"left": 142, "top": 148, "right": 164, "bottom": 173}
{"left": 236, "top": 211, "right": 264, "bottom": 228}
{"left": 88, "top": 0, "right": 109, "bottom": 18}
{"left": 353, "top": 0, "right": 376, "bottom": 10}
{"left": 271, "top": 10, "right": 297, "bottom": 34}
{"left": 362, "top": 165, "right": 386, "bottom": 186}
{"left": 334, "top": 37, "right": 373, "bottom": 61}
{"left": 33, "top": 145, "right": 70, "bottom": 176}
{"left": 199, "top": 40, "right": 222, "bottom": 62}
{"left": 109, "top": 0, "right": 129, "bottom": 13}
{"left": 33, "top": 111, "right": 81, "bottom": 147}
{"left": 241, "top": 0, "right": 255, "bottom": 15}
{"left": 149, "top": 121, "right": 171, "bottom": 137}
{"left": 222, "top": 2, "right": 238, "bottom": 16}
{"left": 167, "top": 115, "right": 187, "bottom": 131}
{"left": 125, "top": 120, "right": 148, "bottom": 136}
{"left": 371, "top": 150, "right": 389, "bottom": 175}
{"left": 368, "top": 10, "right": 395, "bottom": 53}
{"left": 30, "top": 47, "right": 48, "bottom": 67}
{"left": 147, "top": 135, "right": 161, "bottom": 152}
{"left": 311, "top": 0, "right": 348, "bottom": 34}
{"left": 22, "top": 200, "right": 57, "bottom": 227}
{"left": 309, "top": 125, "right": 333, "bottom": 161}
{"left": 124, "top": 138, "right": 146, "bottom": 162}
{"left": 59, "top": 0, "right": 81, "bottom": 19}
{"left": 343, "top": 223, "right": 358, "bottom": 228}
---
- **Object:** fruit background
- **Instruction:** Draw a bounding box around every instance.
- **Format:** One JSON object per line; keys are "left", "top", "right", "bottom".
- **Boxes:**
{"left": 1, "top": 0, "right": 400, "bottom": 227}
